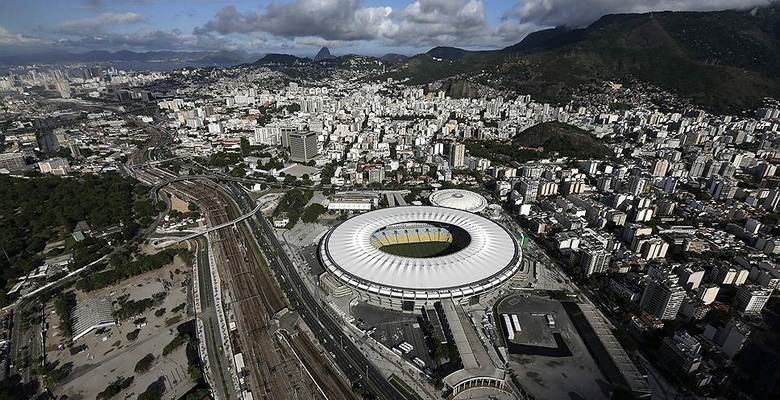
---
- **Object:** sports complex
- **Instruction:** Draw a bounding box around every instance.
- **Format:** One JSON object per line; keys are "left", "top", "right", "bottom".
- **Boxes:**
{"left": 318, "top": 205, "right": 522, "bottom": 310}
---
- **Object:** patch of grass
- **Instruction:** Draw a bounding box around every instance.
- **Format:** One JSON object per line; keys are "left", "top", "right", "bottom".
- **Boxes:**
{"left": 171, "top": 302, "right": 186, "bottom": 313}
{"left": 165, "top": 315, "right": 182, "bottom": 327}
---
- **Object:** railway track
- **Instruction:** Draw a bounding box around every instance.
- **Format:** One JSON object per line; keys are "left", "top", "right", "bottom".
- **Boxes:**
{"left": 132, "top": 158, "right": 363, "bottom": 399}
{"left": 142, "top": 167, "right": 350, "bottom": 399}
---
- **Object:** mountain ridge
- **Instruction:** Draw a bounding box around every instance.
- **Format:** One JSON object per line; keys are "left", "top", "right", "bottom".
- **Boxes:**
{"left": 383, "top": 4, "right": 780, "bottom": 113}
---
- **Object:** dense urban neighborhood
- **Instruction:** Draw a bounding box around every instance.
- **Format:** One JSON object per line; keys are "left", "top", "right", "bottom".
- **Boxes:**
{"left": 2, "top": 2, "right": 780, "bottom": 400}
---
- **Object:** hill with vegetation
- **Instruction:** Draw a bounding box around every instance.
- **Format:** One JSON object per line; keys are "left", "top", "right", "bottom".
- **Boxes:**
{"left": 501, "top": 7, "right": 780, "bottom": 113}
{"left": 514, "top": 122, "right": 612, "bottom": 158}
{"left": 427, "top": 46, "right": 472, "bottom": 61}
{"left": 254, "top": 53, "right": 310, "bottom": 65}
{"left": 379, "top": 53, "right": 499, "bottom": 85}
{"left": 380, "top": 53, "right": 409, "bottom": 65}
{"left": 384, "top": 5, "right": 780, "bottom": 113}
{"left": 466, "top": 121, "right": 611, "bottom": 163}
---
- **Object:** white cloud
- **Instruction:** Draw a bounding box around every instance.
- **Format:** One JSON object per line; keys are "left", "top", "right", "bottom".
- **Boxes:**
{"left": 195, "top": 0, "right": 395, "bottom": 42}
{"left": 4, "top": 0, "right": 776, "bottom": 55}
{"left": 57, "top": 12, "right": 145, "bottom": 35}
{"left": 195, "top": 0, "right": 514, "bottom": 49}
{"left": 0, "top": 26, "right": 43, "bottom": 45}
{"left": 385, "top": 0, "right": 497, "bottom": 47}
{"left": 60, "top": 28, "right": 232, "bottom": 51}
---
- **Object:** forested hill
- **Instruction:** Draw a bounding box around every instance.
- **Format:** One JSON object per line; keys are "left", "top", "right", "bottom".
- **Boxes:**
{"left": 500, "top": 6, "right": 780, "bottom": 113}
{"left": 383, "top": 4, "right": 780, "bottom": 113}
{"left": 465, "top": 121, "right": 611, "bottom": 164}
{"left": 513, "top": 122, "right": 612, "bottom": 159}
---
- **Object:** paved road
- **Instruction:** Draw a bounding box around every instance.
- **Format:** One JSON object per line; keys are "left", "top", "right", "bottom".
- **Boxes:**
{"left": 10, "top": 304, "right": 44, "bottom": 384}
{"left": 193, "top": 236, "right": 237, "bottom": 400}
{"left": 224, "top": 183, "right": 405, "bottom": 400}
{"left": 161, "top": 203, "right": 263, "bottom": 246}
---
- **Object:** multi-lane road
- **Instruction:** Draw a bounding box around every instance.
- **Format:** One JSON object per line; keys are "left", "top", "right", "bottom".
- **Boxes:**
{"left": 225, "top": 182, "right": 406, "bottom": 400}
{"left": 126, "top": 112, "right": 403, "bottom": 398}
{"left": 192, "top": 236, "right": 237, "bottom": 400}
{"left": 151, "top": 170, "right": 350, "bottom": 399}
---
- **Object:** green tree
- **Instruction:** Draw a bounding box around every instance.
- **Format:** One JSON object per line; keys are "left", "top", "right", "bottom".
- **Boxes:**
{"left": 53, "top": 292, "right": 76, "bottom": 337}
{"left": 230, "top": 164, "right": 247, "bottom": 177}
{"left": 240, "top": 137, "right": 251, "bottom": 156}
{"left": 134, "top": 353, "right": 155, "bottom": 374}
{"left": 301, "top": 204, "right": 326, "bottom": 223}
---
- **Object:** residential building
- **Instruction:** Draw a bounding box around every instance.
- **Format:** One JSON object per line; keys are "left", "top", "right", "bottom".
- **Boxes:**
{"left": 641, "top": 278, "right": 686, "bottom": 320}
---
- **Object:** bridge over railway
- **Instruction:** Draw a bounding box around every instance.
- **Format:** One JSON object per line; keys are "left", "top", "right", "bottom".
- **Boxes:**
{"left": 125, "top": 169, "right": 268, "bottom": 203}
{"left": 151, "top": 174, "right": 263, "bottom": 190}
{"left": 153, "top": 202, "right": 264, "bottom": 247}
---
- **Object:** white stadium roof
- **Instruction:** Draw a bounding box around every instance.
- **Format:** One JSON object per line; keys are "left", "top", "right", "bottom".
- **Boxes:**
{"left": 429, "top": 189, "right": 488, "bottom": 213}
{"left": 319, "top": 206, "right": 521, "bottom": 299}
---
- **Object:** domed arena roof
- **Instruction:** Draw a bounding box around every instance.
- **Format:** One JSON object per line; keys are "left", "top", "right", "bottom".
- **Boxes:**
{"left": 319, "top": 206, "right": 521, "bottom": 300}
{"left": 429, "top": 189, "right": 488, "bottom": 213}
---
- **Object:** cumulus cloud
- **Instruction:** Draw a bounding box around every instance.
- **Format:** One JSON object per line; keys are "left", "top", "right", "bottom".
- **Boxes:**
{"left": 57, "top": 12, "right": 145, "bottom": 35}
{"left": 195, "top": 0, "right": 511, "bottom": 49}
{"left": 60, "top": 28, "right": 232, "bottom": 51}
{"left": 504, "top": 0, "right": 775, "bottom": 28}
{"left": 0, "top": 26, "right": 43, "bottom": 45}
{"left": 496, "top": 20, "right": 543, "bottom": 43}
{"left": 385, "top": 0, "right": 498, "bottom": 47}
{"left": 195, "top": 0, "right": 395, "bottom": 42}
{"left": 5, "top": 0, "right": 777, "bottom": 55}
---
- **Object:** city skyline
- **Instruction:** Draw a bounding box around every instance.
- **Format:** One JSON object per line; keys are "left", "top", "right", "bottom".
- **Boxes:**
{"left": 2, "top": 1, "right": 780, "bottom": 399}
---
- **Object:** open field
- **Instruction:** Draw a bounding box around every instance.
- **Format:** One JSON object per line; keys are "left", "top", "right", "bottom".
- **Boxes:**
{"left": 45, "top": 255, "right": 196, "bottom": 400}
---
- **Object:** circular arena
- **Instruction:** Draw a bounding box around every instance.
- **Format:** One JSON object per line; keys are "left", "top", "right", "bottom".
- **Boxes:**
{"left": 429, "top": 189, "right": 489, "bottom": 213}
{"left": 319, "top": 206, "right": 522, "bottom": 310}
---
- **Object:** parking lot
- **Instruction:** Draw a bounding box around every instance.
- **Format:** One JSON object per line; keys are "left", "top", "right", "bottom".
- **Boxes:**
{"left": 497, "top": 294, "right": 611, "bottom": 400}
{"left": 353, "top": 303, "right": 435, "bottom": 370}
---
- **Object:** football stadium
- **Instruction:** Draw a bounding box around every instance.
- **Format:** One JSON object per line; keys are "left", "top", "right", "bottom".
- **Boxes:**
{"left": 318, "top": 206, "right": 522, "bottom": 310}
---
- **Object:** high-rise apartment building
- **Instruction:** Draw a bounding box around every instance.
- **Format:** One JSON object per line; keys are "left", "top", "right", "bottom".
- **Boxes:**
{"left": 449, "top": 143, "right": 465, "bottom": 168}
{"left": 289, "top": 131, "right": 319, "bottom": 163}
{"left": 736, "top": 285, "right": 772, "bottom": 315}
{"left": 641, "top": 278, "right": 686, "bottom": 320}
{"left": 280, "top": 126, "right": 297, "bottom": 148}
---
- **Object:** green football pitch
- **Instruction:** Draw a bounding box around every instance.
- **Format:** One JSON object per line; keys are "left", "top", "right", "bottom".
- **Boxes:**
{"left": 379, "top": 241, "right": 453, "bottom": 258}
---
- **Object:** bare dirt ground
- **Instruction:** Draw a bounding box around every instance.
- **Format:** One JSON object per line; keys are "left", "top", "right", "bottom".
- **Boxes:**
{"left": 45, "top": 254, "right": 196, "bottom": 400}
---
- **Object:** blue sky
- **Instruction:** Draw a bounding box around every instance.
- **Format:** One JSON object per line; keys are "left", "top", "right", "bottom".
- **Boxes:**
{"left": 0, "top": 0, "right": 773, "bottom": 56}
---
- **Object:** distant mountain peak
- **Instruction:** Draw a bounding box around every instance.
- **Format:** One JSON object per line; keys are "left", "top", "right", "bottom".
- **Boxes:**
{"left": 314, "top": 47, "right": 334, "bottom": 61}
{"left": 255, "top": 53, "right": 309, "bottom": 65}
